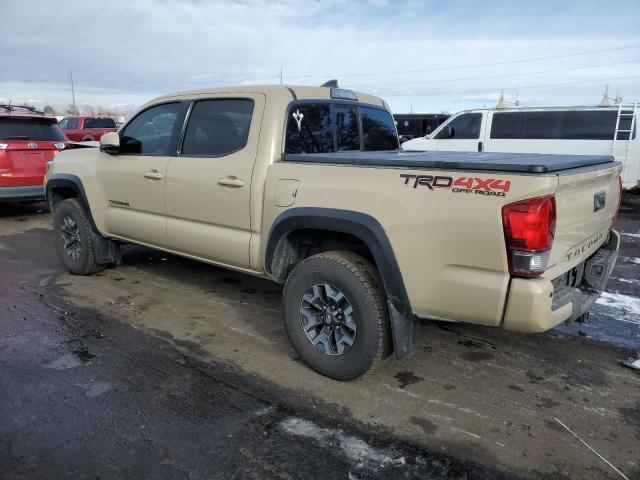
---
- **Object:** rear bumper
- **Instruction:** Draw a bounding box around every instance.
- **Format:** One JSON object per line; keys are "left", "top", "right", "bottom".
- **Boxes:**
{"left": 0, "top": 185, "right": 45, "bottom": 202}
{"left": 502, "top": 230, "right": 620, "bottom": 332}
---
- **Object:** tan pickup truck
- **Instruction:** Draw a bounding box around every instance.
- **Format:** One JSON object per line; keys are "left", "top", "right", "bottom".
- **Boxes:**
{"left": 45, "top": 85, "right": 622, "bottom": 380}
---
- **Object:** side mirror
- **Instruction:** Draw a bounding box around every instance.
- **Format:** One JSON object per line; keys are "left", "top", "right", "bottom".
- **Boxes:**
{"left": 100, "top": 131, "right": 120, "bottom": 154}
{"left": 438, "top": 126, "right": 454, "bottom": 139}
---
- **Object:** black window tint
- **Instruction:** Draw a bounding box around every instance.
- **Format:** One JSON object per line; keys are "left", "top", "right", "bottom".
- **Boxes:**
{"left": 490, "top": 112, "right": 522, "bottom": 139}
{"left": 84, "top": 118, "right": 100, "bottom": 128}
{"left": 522, "top": 112, "right": 561, "bottom": 139}
{"left": 120, "top": 103, "right": 181, "bottom": 155}
{"left": 334, "top": 106, "right": 360, "bottom": 151}
{"left": 361, "top": 107, "right": 398, "bottom": 151}
{"left": 559, "top": 110, "right": 629, "bottom": 140}
{"left": 66, "top": 118, "right": 79, "bottom": 129}
{"left": 100, "top": 118, "right": 116, "bottom": 128}
{"left": 182, "top": 99, "right": 254, "bottom": 156}
{"left": 285, "top": 104, "right": 333, "bottom": 154}
{"left": 0, "top": 118, "right": 66, "bottom": 141}
{"left": 439, "top": 113, "right": 482, "bottom": 139}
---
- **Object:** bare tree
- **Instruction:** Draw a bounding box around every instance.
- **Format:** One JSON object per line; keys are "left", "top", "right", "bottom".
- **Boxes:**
{"left": 43, "top": 105, "right": 56, "bottom": 115}
{"left": 65, "top": 104, "right": 79, "bottom": 115}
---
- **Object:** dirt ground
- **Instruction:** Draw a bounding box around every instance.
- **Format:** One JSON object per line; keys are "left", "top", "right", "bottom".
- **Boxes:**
{"left": 1, "top": 197, "right": 639, "bottom": 480}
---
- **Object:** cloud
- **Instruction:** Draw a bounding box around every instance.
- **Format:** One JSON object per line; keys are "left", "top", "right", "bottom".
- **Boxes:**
{"left": 1, "top": 0, "right": 639, "bottom": 113}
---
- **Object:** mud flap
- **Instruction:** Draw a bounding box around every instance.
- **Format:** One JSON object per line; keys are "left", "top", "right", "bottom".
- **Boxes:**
{"left": 388, "top": 300, "right": 422, "bottom": 360}
{"left": 90, "top": 230, "right": 121, "bottom": 265}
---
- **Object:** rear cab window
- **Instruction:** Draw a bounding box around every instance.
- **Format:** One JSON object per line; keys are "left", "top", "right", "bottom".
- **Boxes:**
{"left": 284, "top": 102, "right": 398, "bottom": 154}
{"left": 0, "top": 117, "right": 66, "bottom": 141}
{"left": 85, "top": 118, "right": 117, "bottom": 129}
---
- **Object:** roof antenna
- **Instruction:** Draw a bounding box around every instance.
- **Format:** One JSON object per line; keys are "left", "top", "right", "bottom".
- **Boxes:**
{"left": 321, "top": 79, "right": 338, "bottom": 88}
{"left": 599, "top": 84, "right": 613, "bottom": 106}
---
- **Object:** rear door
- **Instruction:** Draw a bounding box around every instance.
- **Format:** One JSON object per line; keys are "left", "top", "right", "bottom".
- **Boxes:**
{"left": 0, "top": 117, "right": 66, "bottom": 186}
{"left": 433, "top": 112, "right": 485, "bottom": 152}
{"left": 164, "top": 94, "right": 264, "bottom": 268}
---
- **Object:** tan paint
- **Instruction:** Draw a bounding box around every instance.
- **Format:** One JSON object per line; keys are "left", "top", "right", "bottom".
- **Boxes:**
{"left": 46, "top": 85, "right": 621, "bottom": 334}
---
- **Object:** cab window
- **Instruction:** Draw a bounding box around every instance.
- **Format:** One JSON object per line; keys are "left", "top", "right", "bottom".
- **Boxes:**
{"left": 438, "top": 113, "right": 482, "bottom": 139}
{"left": 361, "top": 107, "right": 399, "bottom": 151}
{"left": 334, "top": 106, "right": 360, "bottom": 151}
{"left": 120, "top": 103, "right": 181, "bottom": 155}
{"left": 285, "top": 104, "right": 333, "bottom": 154}
{"left": 181, "top": 99, "right": 254, "bottom": 157}
{"left": 66, "top": 118, "right": 79, "bottom": 129}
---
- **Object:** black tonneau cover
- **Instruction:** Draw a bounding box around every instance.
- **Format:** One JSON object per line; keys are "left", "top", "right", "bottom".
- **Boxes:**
{"left": 283, "top": 151, "right": 615, "bottom": 173}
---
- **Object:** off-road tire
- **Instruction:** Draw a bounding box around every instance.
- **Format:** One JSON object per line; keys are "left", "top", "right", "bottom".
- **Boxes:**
{"left": 282, "top": 251, "right": 391, "bottom": 380}
{"left": 54, "top": 198, "right": 103, "bottom": 275}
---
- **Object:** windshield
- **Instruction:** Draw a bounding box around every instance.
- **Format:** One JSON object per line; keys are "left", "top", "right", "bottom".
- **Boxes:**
{"left": 0, "top": 118, "right": 66, "bottom": 141}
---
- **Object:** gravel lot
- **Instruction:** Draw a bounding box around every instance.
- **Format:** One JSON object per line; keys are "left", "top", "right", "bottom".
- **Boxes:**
{"left": 1, "top": 196, "right": 639, "bottom": 480}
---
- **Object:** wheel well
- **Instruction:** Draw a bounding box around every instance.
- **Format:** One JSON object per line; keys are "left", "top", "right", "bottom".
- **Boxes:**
{"left": 48, "top": 186, "right": 78, "bottom": 210}
{"left": 269, "top": 228, "right": 376, "bottom": 283}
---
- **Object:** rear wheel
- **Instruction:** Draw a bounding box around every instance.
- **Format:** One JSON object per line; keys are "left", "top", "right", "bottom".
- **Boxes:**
{"left": 53, "top": 198, "right": 103, "bottom": 275}
{"left": 282, "top": 251, "right": 391, "bottom": 380}
{"left": 82, "top": 136, "right": 94, "bottom": 142}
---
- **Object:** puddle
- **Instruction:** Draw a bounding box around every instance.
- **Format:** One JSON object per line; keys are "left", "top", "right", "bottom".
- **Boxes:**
{"left": 84, "top": 381, "right": 112, "bottom": 398}
{"left": 46, "top": 353, "right": 83, "bottom": 370}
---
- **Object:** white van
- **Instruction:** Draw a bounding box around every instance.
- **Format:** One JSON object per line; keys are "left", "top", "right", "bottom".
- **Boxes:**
{"left": 402, "top": 104, "right": 639, "bottom": 190}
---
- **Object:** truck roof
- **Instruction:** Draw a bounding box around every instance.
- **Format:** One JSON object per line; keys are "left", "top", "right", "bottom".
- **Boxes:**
{"left": 283, "top": 150, "right": 617, "bottom": 174}
{"left": 149, "top": 85, "right": 386, "bottom": 108}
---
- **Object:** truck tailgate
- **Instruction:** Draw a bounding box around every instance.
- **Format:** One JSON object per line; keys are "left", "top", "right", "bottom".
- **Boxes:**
{"left": 545, "top": 163, "right": 622, "bottom": 279}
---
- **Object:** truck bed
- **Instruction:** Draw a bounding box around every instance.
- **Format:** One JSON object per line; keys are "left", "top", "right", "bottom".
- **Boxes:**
{"left": 283, "top": 151, "right": 616, "bottom": 174}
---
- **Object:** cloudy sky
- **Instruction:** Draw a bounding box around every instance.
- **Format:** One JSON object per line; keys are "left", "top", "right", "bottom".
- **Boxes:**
{"left": 2, "top": 0, "right": 639, "bottom": 114}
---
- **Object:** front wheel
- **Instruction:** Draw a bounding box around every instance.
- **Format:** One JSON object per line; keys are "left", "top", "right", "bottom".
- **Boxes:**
{"left": 53, "top": 198, "right": 103, "bottom": 275}
{"left": 282, "top": 251, "right": 391, "bottom": 380}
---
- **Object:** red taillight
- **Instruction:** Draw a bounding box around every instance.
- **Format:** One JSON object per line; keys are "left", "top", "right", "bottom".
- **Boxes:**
{"left": 502, "top": 195, "right": 556, "bottom": 278}
{"left": 612, "top": 175, "right": 622, "bottom": 228}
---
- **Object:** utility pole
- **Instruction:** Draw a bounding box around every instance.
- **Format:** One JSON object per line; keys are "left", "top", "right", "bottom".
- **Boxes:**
{"left": 70, "top": 70, "right": 76, "bottom": 112}
{"left": 279, "top": 67, "right": 283, "bottom": 85}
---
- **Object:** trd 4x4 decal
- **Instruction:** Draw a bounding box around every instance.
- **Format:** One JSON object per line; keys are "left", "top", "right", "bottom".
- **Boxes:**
{"left": 400, "top": 174, "right": 510, "bottom": 197}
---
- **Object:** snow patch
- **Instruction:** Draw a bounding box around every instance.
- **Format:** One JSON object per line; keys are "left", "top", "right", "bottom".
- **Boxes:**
{"left": 621, "top": 232, "right": 640, "bottom": 238}
{"left": 280, "top": 417, "right": 406, "bottom": 470}
{"left": 613, "top": 278, "right": 640, "bottom": 285}
{"left": 596, "top": 292, "right": 640, "bottom": 323}
{"left": 630, "top": 257, "right": 640, "bottom": 265}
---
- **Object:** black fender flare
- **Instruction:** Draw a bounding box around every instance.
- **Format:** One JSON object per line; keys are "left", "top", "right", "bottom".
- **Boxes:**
{"left": 265, "top": 207, "right": 421, "bottom": 359}
{"left": 45, "top": 174, "right": 94, "bottom": 225}
{"left": 45, "top": 174, "right": 120, "bottom": 265}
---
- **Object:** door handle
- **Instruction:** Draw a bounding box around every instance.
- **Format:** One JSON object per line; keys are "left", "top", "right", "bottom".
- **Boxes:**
{"left": 143, "top": 169, "right": 163, "bottom": 180}
{"left": 217, "top": 176, "right": 245, "bottom": 188}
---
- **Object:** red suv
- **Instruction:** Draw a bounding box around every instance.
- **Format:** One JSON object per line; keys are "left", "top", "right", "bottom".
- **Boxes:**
{"left": 0, "top": 105, "right": 68, "bottom": 202}
{"left": 58, "top": 116, "right": 118, "bottom": 142}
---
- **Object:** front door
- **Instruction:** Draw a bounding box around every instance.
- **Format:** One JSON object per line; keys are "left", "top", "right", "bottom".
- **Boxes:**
{"left": 164, "top": 94, "right": 264, "bottom": 269}
{"left": 434, "top": 112, "right": 484, "bottom": 152}
{"left": 96, "top": 101, "right": 184, "bottom": 247}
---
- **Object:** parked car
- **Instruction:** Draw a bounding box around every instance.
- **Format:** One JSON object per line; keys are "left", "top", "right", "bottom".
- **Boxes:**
{"left": 0, "top": 105, "right": 67, "bottom": 202}
{"left": 401, "top": 104, "right": 638, "bottom": 190}
{"left": 45, "top": 85, "right": 621, "bottom": 380}
{"left": 58, "top": 116, "right": 118, "bottom": 142}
